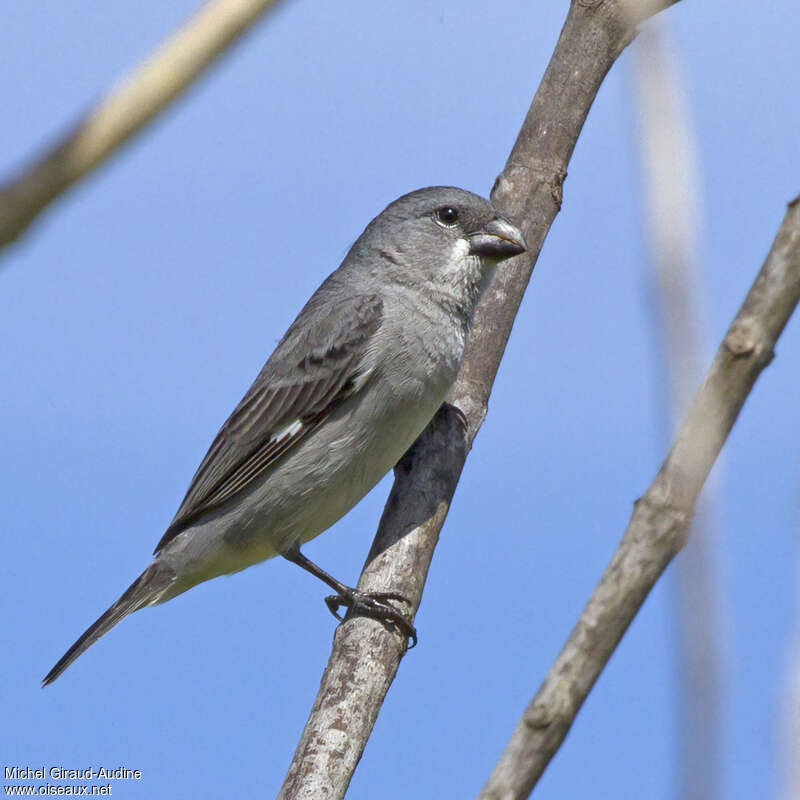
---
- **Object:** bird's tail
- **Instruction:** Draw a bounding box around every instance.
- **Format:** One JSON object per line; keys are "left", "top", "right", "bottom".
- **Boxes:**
{"left": 42, "top": 562, "right": 173, "bottom": 686}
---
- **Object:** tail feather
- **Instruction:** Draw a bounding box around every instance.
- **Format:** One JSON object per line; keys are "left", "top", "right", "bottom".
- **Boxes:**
{"left": 42, "top": 563, "right": 172, "bottom": 686}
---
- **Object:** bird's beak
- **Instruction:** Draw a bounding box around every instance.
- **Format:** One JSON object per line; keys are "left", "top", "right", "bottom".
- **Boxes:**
{"left": 468, "top": 218, "right": 527, "bottom": 260}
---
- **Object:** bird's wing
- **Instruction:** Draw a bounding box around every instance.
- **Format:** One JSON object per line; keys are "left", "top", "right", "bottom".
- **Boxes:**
{"left": 154, "top": 292, "right": 382, "bottom": 552}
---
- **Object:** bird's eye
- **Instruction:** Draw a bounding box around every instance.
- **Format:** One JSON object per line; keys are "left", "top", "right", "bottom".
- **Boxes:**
{"left": 435, "top": 206, "right": 459, "bottom": 227}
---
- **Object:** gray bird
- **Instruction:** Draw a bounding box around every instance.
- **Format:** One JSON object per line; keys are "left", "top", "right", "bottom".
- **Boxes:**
{"left": 43, "top": 186, "right": 526, "bottom": 685}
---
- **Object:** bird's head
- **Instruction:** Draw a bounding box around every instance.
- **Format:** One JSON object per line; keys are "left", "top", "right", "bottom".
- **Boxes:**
{"left": 351, "top": 186, "right": 527, "bottom": 310}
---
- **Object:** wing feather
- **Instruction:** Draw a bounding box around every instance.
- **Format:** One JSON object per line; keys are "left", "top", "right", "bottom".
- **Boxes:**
{"left": 154, "top": 293, "right": 382, "bottom": 553}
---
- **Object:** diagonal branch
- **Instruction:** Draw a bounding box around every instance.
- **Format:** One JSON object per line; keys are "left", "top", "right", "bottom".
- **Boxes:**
{"left": 277, "top": 1, "right": 681, "bottom": 798}
{"left": 479, "top": 196, "right": 800, "bottom": 799}
{"left": 0, "top": 0, "right": 284, "bottom": 253}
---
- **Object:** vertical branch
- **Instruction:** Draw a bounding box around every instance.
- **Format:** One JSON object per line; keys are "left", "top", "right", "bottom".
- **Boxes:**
{"left": 277, "top": 1, "right": 681, "bottom": 798}
{"left": 781, "top": 500, "right": 800, "bottom": 800}
{"left": 478, "top": 197, "right": 800, "bottom": 799}
{"left": 631, "top": 22, "right": 721, "bottom": 800}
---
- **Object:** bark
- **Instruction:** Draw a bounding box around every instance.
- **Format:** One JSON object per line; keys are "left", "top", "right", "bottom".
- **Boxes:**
{"left": 277, "top": 1, "right": 683, "bottom": 798}
{"left": 478, "top": 196, "right": 800, "bottom": 799}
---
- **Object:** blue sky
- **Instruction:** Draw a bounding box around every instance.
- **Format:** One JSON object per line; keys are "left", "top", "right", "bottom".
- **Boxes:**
{"left": 2, "top": 2, "right": 798, "bottom": 798}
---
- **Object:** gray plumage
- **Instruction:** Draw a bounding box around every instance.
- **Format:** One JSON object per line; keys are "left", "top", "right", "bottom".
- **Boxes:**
{"left": 43, "top": 186, "right": 526, "bottom": 685}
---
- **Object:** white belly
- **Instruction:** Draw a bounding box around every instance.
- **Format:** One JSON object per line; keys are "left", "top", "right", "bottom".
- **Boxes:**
{"left": 156, "top": 363, "right": 453, "bottom": 600}
{"left": 156, "top": 292, "right": 467, "bottom": 601}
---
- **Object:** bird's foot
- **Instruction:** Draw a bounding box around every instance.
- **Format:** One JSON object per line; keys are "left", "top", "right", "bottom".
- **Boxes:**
{"left": 324, "top": 590, "right": 417, "bottom": 648}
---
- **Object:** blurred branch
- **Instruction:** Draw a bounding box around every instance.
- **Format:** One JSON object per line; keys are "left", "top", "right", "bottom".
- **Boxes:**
{"left": 631, "top": 23, "right": 721, "bottom": 800}
{"left": 672, "top": 507, "right": 720, "bottom": 800}
{"left": 0, "top": 0, "right": 284, "bottom": 253}
{"left": 277, "top": 1, "right": 681, "bottom": 798}
{"left": 479, "top": 197, "right": 800, "bottom": 799}
{"left": 782, "top": 502, "right": 800, "bottom": 800}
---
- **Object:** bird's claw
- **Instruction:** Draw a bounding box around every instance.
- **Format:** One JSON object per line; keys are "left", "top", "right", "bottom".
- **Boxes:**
{"left": 324, "top": 590, "right": 417, "bottom": 648}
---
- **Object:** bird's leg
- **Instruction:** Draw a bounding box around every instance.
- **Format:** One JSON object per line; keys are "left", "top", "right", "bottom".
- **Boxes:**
{"left": 282, "top": 543, "right": 417, "bottom": 648}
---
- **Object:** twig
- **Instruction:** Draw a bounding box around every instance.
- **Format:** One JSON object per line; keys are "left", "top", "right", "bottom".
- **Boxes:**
{"left": 781, "top": 504, "right": 800, "bottom": 800}
{"left": 0, "top": 0, "right": 284, "bottom": 252}
{"left": 478, "top": 196, "right": 800, "bottom": 799}
{"left": 631, "top": 23, "right": 721, "bottom": 800}
{"left": 277, "top": 1, "right": 681, "bottom": 798}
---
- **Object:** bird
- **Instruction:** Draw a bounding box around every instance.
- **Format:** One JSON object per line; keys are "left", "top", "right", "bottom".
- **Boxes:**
{"left": 43, "top": 186, "right": 526, "bottom": 685}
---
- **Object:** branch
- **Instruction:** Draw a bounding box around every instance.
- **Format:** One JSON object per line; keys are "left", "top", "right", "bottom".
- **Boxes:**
{"left": 782, "top": 548, "right": 800, "bottom": 800}
{"left": 0, "top": 0, "right": 283, "bottom": 252}
{"left": 630, "top": 23, "right": 721, "bottom": 800}
{"left": 277, "top": 1, "right": 680, "bottom": 798}
{"left": 478, "top": 196, "right": 800, "bottom": 799}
